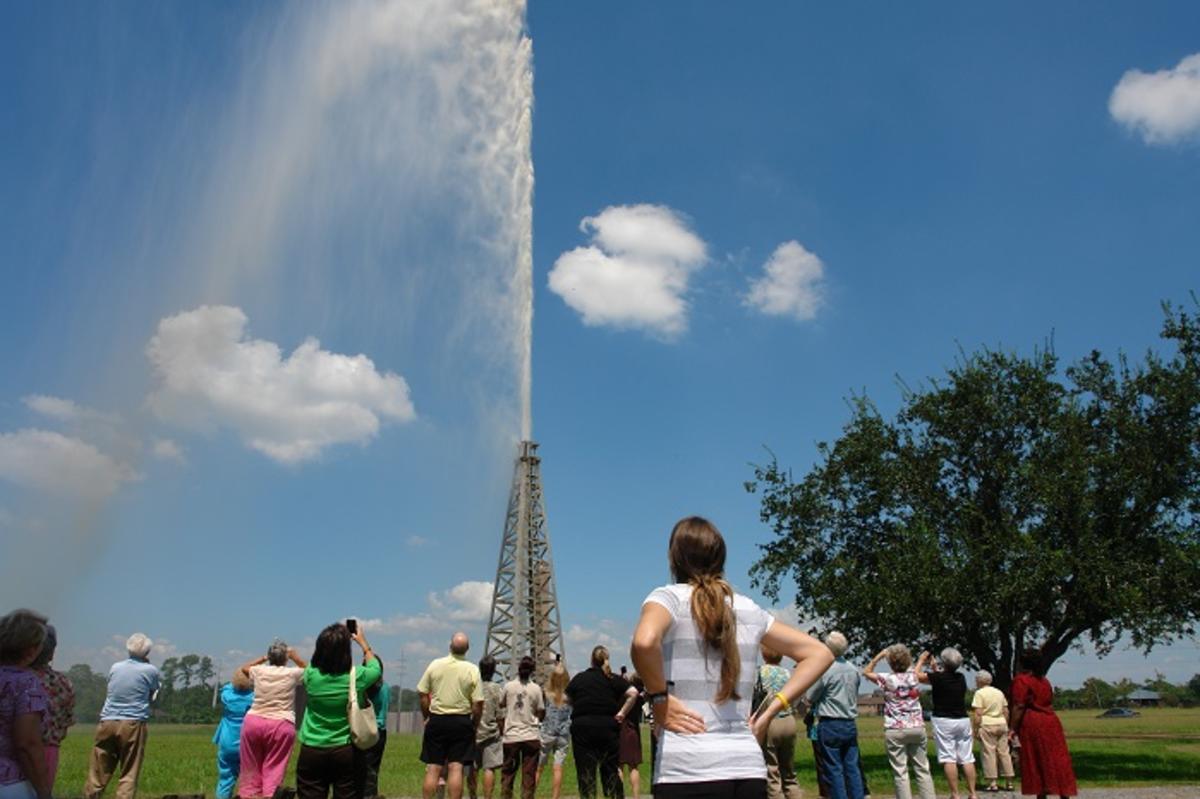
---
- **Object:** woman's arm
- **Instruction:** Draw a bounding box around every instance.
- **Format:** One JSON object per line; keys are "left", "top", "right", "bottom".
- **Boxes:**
{"left": 240, "top": 655, "right": 268, "bottom": 675}
{"left": 750, "top": 622, "right": 835, "bottom": 742}
{"left": 13, "top": 712, "right": 51, "bottom": 799}
{"left": 862, "top": 649, "right": 887, "bottom": 682}
{"left": 615, "top": 685, "right": 638, "bottom": 724}
{"left": 630, "top": 602, "right": 704, "bottom": 735}
{"left": 352, "top": 632, "right": 381, "bottom": 686}
{"left": 914, "top": 651, "right": 932, "bottom": 684}
{"left": 287, "top": 647, "right": 308, "bottom": 669}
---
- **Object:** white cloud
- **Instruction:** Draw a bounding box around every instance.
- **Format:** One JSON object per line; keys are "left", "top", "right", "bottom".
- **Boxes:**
{"left": 23, "top": 395, "right": 117, "bottom": 425}
{"left": 359, "top": 615, "right": 445, "bottom": 635}
{"left": 146, "top": 305, "right": 416, "bottom": 464}
{"left": 564, "top": 620, "right": 629, "bottom": 673}
{"left": 360, "top": 580, "right": 495, "bottom": 636}
{"left": 152, "top": 438, "right": 186, "bottom": 464}
{"left": 0, "top": 429, "right": 138, "bottom": 500}
{"left": 548, "top": 204, "right": 707, "bottom": 338}
{"left": 744, "top": 240, "right": 826, "bottom": 321}
{"left": 405, "top": 535, "right": 429, "bottom": 548}
{"left": 428, "top": 580, "right": 494, "bottom": 622}
{"left": 1109, "top": 53, "right": 1200, "bottom": 144}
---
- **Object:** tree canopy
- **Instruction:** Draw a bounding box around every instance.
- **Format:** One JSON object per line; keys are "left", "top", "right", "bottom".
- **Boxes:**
{"left": 748, "top": 301, "right": 1200, "bottom": 690}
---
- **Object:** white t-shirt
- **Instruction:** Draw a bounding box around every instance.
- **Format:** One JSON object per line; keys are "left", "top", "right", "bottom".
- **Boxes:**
{"left": 500, "top": 678, "right": 544, "bottom": 743}
{"left": 644, "top": 583, "right": 775, "bottom": 785}
{"left": 247, "top": 665, "right": 304, "bottom": 722}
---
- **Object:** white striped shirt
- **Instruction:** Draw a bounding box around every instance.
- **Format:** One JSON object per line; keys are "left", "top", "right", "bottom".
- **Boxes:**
{"left": 645, "top": 583, "right": 775, "bottom": 785}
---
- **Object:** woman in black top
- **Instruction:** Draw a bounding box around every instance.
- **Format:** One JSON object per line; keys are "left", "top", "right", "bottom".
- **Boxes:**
{"left": 566, "top": 646, "right": 629, "bottom": 799}
{"left": 917, "top": 648, "right": 978, "bottom": 799}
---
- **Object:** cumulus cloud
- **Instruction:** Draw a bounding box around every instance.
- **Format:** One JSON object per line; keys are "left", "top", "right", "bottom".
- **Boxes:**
{"left": 23, "top": 395, "right": 117, "bottom": 425}
{"left": 0, "top": 429, "right": 138, "bottom": 500}
{"left": 428, "top": 580, "right": 494, "bottom": 622}
{"left": 360, "top": 580, "right": 495, "bottom": 636}
{"left": 548, "top": 204, "right": 707, "bottom": 338}
{"left": 744, "top": 240, "right": 826, "bottom": 321}
{"left": 152, "top": 439, "right": 186, "bottom": 464}
{"left": 146, "top": 305, "right": 416, "bottom": 464}
{"left": 1109, "top": 53, "right": 1200, "bottom": 144}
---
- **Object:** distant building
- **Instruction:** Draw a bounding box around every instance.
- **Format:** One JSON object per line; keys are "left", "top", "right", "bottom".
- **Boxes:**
{"left": 1121, "top": 688, "right": 1161, "bottom": 707}
{"left": 857, "top": 693, "right": 886, "bottom": 716}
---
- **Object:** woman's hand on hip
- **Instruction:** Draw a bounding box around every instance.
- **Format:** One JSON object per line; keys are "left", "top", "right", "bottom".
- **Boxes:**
{"left": 750, "top": 711, "right": 770, "bottom": 746}
{"left": 653, "top": 695, "right": 705, "bottom": 736}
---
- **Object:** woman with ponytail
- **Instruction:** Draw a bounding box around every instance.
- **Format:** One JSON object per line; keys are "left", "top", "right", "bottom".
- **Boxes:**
{"left": 631, "top": 517, "right": 834, "bottom": 799}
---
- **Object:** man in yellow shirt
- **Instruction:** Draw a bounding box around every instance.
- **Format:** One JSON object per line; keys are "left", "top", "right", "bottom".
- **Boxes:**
{"left": 418, "top": 632, "right": 485, "bottom": 799}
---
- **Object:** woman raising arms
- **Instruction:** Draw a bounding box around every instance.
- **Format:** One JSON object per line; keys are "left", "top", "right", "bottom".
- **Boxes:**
{"left": 630, "top": 517, "right": 834, "bottom": 799}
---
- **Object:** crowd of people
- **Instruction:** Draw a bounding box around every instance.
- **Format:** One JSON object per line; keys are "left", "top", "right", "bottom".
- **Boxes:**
{"left": 0, "top": 516, "right": 1082, "bottom": 799}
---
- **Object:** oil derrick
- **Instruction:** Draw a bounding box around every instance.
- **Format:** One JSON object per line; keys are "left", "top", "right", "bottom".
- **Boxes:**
{"left": 484, "top": 440, "right": 565, "bottom": 682}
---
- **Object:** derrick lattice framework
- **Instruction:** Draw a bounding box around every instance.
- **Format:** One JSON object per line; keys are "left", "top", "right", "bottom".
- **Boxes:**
{"left": 485, "top": 440, "right": 565, "bottom": 682}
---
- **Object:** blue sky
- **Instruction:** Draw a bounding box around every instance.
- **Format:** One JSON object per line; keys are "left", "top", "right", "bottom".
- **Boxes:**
{"left": 2, "top": 2, "right": 1198, "bottom": 688}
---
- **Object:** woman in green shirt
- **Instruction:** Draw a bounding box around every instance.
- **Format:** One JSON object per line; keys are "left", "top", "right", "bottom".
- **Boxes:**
{"left": 297, "top": 623, "right": 381, "bottom": 799}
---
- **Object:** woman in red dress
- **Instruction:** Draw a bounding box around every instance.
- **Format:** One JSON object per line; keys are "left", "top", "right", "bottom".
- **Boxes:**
{"left": 1009, "top": 648, "right": 1077, "bottom": 798}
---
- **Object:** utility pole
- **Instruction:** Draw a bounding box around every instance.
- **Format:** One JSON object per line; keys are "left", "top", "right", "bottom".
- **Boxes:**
{"left": 484, "top": 440, "right": 565, "bottom": 682}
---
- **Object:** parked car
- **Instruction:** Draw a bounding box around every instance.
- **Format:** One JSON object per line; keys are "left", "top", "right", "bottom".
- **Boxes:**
{"left": 1097, "top": 707, "right": 1140, "bottom": 718}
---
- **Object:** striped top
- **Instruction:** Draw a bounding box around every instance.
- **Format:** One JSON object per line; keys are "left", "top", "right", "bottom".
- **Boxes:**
{"left": 645, "top": 583, "right": 775, "bottom": 785}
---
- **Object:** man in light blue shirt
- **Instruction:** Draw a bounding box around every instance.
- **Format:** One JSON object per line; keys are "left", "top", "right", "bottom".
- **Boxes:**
{"left": 805, "top": 632, "right": 865, "bottom": 799}
{"left": 84, "top": 633, "right": 161, "bottom": 799}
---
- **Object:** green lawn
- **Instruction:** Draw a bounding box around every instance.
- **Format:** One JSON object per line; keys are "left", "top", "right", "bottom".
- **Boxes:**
{"left": 53, "top": 708, "right": 1200, "bottom": 797}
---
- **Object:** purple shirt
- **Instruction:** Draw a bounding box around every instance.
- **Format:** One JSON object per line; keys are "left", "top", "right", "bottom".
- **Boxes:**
{"left": 0, "top": 666, "right": 48, "bottom": 785}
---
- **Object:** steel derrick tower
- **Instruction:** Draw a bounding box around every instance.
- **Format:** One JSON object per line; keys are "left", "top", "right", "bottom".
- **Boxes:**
{"left": 484, "top": 440, "right": 565, "bottom": 682}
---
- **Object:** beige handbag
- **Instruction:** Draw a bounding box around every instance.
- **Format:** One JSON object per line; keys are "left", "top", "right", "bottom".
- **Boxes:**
{"left": 348, "top": 665, "right": 380, "bottom": 750}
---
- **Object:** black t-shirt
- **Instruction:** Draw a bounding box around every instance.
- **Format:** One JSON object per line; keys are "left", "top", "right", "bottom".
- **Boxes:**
{"left": 566, "top": 667, "right": 629, "bottom": 719}
{"left": 928, "top": 670, "right": 967, "bottom": 718}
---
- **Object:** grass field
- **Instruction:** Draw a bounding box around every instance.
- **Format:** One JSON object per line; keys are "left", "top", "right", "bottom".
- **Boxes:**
{"left": 53, "top": 708, "right": 1200, "bottom": 797}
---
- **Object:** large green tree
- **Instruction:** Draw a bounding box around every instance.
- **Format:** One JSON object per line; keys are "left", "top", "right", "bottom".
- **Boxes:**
{"left": 748, "top": 302, "right": 1200, "bottom": 690}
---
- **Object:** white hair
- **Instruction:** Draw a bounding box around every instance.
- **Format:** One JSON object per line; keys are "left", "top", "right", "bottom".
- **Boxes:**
{"left": 976, "top": 670, "right": 993, "bottom": 686}
{"left": 940, "top": 647, "right": 963, "bottom": 670}
{"left": 824, "top": 631, "right": 849, "bottom": 658}
{"left": 126, "top": 633, "right": 153, "bottom": 660}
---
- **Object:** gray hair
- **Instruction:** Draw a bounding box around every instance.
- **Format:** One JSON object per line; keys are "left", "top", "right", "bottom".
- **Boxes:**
{"left": 31, "top": 624, "right": 57, "bottom": 669}
{"left": 267, "top": 640, "right": 289, "bottom": 666}
{"left": 0, "top": 609, "right": 48, "bottom": 665}
{"left": 825, "top": 631, "right": 849, "bottom": 658}
{"left": 975, "top": 670, "right": 993, "bottom": 686}
{"left": 885, "top": 643, "right": 913, "bottom": 671}
{"left": 126, "top": 633, "right": 153, "bottom": 660}
{"left": 940, "top": 647, "right": 963, "bottom": 671}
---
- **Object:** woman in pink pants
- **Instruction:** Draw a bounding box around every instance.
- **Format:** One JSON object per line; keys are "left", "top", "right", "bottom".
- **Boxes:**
{"left": 239, "top": 642, "right": 307, "bottom": 798}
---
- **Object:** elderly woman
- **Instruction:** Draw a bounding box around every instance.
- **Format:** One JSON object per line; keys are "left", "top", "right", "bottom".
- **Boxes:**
{"left": 0, "top": 609, "right": 52, "bottom": 799}
{"left": 916, "top": 649, "right": 976, "bottom": 799}
{"left": 213, "top": 669, "right": 254, "bottom": 799}
{"left": 84, "top": 633, "right": 161, "bottom": 799}
{"left": 239, "top": 640, "right": 307, "bottom": 799}
{"left": 297, "top": 623, "right": 380, "bottom": 799}
{"left": 970, "top": 671, "right": 1013, "bottom": 793}
{"left": 863, "top": 645, "right": 934, "bottom": 799}
{"left": 30, "top": 624, "right": 73, "bottom": 790}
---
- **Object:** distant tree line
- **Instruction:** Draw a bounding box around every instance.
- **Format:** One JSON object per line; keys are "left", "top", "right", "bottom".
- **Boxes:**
{"left": 69, "top": 654, "right": 414, "bottom": 724}
{"left": 1054, "top": 673, "right": 1200, "bottom": 710}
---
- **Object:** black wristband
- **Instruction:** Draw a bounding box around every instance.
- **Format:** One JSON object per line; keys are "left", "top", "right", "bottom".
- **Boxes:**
{"left": 647, "top": 691, "right": 668, "bottom": 705}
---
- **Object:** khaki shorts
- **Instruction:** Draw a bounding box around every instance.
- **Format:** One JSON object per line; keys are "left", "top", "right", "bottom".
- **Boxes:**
{"left": 475, "top": 737, "right": 504, "bottom": 770}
